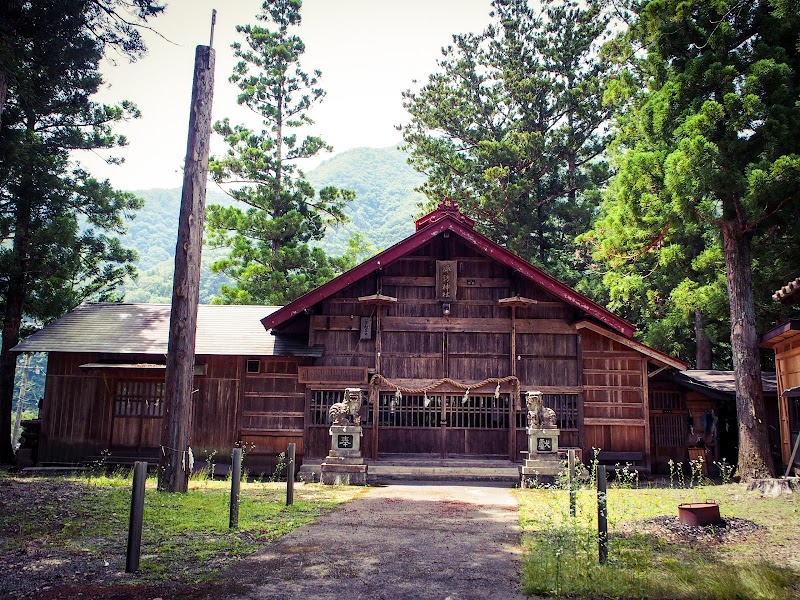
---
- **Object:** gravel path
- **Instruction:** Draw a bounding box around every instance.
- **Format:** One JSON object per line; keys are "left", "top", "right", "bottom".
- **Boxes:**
{"left": 199, "top": 482, "right": 527, "bottom": 600}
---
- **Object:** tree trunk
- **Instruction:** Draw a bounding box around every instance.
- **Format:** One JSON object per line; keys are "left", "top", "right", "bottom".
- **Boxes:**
{"left": 694, "top": 308, "right": 712, "bottom": 369}
{"left": 722, "top": 224, "right": 775, "bottom": 480}
{"left": 0, "top": 197, "right": 31, "bottom": 464}
{"left": 158, "top": 45, "right": 214, "bottom": 492}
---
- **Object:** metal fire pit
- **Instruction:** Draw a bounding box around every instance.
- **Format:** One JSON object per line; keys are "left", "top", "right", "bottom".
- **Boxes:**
{"left": 678, "top": 501, "right": 722, "bottom": 526}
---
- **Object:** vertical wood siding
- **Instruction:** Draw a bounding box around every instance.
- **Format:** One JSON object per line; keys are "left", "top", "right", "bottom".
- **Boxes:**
{"left": 581, "top": 330, "right": 647, "bottom": 459}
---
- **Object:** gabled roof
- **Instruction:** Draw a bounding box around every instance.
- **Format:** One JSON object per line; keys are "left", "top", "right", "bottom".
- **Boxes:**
{"left": 12, "top": 303, "right": 317, "bottom": 357}
{"left": 263, "top": 201, "right": 636, "bottom": 337}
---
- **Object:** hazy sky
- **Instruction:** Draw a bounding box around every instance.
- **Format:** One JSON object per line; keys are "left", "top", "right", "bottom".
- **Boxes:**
{"left": 83, "top": 0, "right": 494, "bottom": 191}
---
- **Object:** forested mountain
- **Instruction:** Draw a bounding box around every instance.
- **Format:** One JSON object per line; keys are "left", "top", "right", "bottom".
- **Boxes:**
{"left": 121, "top": 146, "right": 424, "bottom": 303}
{"left": 307, "top": 146, "right": 426, "bottom": 255}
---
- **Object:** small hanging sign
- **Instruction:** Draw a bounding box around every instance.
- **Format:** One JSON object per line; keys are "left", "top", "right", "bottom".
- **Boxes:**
{"left": 360, "top": 316, "right": 372, "bottom": 340}
{"left": 436, "top": 260, "right": 458, "bottom": 301}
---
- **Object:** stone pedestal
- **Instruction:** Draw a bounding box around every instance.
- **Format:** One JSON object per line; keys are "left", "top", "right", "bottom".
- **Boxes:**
{"left": 520, "top": 427, "right": 562, "bottom": 482}
{"left": 321, "top": 425, "right": 368, "bottom": 485}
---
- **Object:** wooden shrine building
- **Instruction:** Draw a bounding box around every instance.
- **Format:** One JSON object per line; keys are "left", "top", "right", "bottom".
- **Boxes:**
{"left": 761, "top": 276, "right": 800, "bottom": 475}
{"left": 14, "top": 201, "right": 687, "bottom": 472}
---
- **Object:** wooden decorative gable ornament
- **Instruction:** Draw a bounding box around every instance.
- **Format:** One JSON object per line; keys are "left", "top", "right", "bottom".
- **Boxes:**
{"left": 262, "top": 200, "right": 635, "bottom": 337}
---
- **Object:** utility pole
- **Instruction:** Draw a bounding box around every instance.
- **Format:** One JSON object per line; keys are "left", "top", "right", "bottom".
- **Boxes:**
{"left": 159, "top": 12, "right": 216, "bottom": 493}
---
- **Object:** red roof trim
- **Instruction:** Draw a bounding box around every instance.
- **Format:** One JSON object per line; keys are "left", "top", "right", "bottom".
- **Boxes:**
{"left": 262, "top": 214, "right": 636, "bottom": 337}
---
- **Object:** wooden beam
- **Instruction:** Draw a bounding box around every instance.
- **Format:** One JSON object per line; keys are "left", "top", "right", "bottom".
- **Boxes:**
{"left": 642, "top": 358, "right": 652, "bottom": 472}
{"left": 381, "top": 317, "right": 512, "bottom": 333}
{"left": 584, "top": 418, "right": 646, "bottom": 427}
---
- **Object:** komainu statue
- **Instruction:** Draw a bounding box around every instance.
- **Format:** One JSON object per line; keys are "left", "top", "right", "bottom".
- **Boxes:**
{"left": 329, "top": 388, "right": 363, "bottom": 426}
{"left": 525, "top": 390, "right": 557, "bottom": 429}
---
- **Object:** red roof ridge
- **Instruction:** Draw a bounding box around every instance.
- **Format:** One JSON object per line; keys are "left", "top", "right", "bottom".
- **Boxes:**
{"left": 415, "top": 199, "right": 475, "bottom": 231}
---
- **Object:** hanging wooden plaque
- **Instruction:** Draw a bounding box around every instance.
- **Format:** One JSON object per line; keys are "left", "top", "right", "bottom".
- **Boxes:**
{"left": 436, "top": 260, "right": 458, "bottom": 301}
{"left": 360, "top": 316, "right": 372, "bottom": 340}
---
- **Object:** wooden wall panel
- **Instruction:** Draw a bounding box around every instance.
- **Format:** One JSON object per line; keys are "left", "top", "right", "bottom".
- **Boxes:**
{"left": 382, "top": 357, "right": 444, "bottom": 380}
{"left": 517, "top": 359, "right": 579, "bottom": 387}
{"left": 579, "top": 330, "right": 647, "bottom": 462}
{"left": 40, "top": 353, "right": 110, "bottom": 463}
{"left": 236, "top": 358, "right": 306, "bottom": 461}
{"left": 378, "top": 428, "right": 440, "bottom": 454}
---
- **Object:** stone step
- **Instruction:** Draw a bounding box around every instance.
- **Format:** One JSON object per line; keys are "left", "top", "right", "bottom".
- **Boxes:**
{"left": 299, "top": 457, "right": 522, "bottom": 483}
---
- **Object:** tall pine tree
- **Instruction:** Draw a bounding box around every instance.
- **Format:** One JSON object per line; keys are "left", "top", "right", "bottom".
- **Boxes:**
{"left": 0, "top": 0, "right": 148, "bottom": 462}
{"left": 207, "top": 0, "right": 354, "bottom": 305}
{"left": 401, "top": 0, "right": 616, "bottom": 288}
{"left": 586, "top": 0, "right": 800, "bottom": 479}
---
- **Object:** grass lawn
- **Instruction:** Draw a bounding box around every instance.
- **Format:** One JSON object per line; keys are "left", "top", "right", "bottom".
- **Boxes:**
{"left": 0, "top": 470, "right": 365, "bottom": 597}
{"left": 516, "top": 483, "right": 800, "bottom": 599}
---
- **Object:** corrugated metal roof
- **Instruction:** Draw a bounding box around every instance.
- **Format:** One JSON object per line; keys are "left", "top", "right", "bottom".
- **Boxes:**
{"left": 11, "top": 303, "right": 319, "bottom": 356}
{"left": 674, "top": 370, "right": 778, "bottom": 395}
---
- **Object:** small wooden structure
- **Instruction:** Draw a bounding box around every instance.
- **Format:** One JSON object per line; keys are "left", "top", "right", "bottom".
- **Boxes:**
{"left": 648, "top": 369, "right": 778, "bottom": 474}
{"left": 14, "top": 201, "right": 688, "bottom": 472}
{"left": 762, "top": 276, "right": 800, "bottom": 475}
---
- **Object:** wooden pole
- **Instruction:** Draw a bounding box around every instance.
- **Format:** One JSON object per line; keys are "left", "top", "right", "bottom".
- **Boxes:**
{"left": 158, "top": 38, "right": 215, "bottom": 493}
{"left": 229, "top": 447, "right": 242, "bottom": 529}
{"left": 286, "top": 443, "right": 296, "bottom": 506}
{"left": 568, "top": 448, "right": 577, "bottom": 517}
{"left": 785, "top": 426, "right": 800, "bottom": 478}
{"left": 126, "top": 461, "right": 147, "bottom": 573}
{"left": 11, "top": 353, "right": 30, "bottom": 449}
{"left": 597, "top": 465, "right": 608, "bottom": 564}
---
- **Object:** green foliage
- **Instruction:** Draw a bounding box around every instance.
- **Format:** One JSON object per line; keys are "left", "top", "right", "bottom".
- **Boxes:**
{"left": 308, "top": 146, "right": 426, "bottom": 256}
{"left": 583, "top": 0, "right": 800, "bottom": 369}
{"left": 517, "top": 486, "right": 800, "bottom": 599}
{"left": 401, "top": 0, "right": 618, "bottom": 289}
{"left": 207, "top": 0, "right": 355, "bottom": 306}
{"left": 0, "top": 0, "right": 154, "bottom": 462}
{"left": 120, "top": 147, "right": 421, "bottom": 304}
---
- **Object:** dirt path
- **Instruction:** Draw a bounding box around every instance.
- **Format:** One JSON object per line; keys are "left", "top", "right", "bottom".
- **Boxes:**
{"left": 199, "top": 481, "right": 527, "bottom": 600}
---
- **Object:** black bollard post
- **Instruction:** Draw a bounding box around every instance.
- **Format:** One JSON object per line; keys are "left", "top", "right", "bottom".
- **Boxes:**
{"left": 568, "top": 449, "right": 577, "bottom": 517}
{"left": 597, "top": 464, "right": 608, "bottom": 564}
{"left": 229, "top": 447, "right": 242, "bottom": 529}
{"left": 126, "top": 461, "right": 147, "bottom": 573}
{"left": 286, "top": 443, "right": 296, "bottom": 506}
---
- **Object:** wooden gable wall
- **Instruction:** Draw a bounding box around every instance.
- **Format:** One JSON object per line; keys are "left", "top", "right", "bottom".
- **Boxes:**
{"left": 312, "top": 235, "right": 583, "bottom": 384}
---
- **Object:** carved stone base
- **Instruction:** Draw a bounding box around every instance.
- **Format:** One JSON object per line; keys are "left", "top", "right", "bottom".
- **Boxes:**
{"left": 321, "top": 425, "right": 367, "bottom": 485}
{"left": 527, "top": 427, "right": 560, "bottom": 455}
{"left": 520, "top": 426, "right": 563, "bottom": 483}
